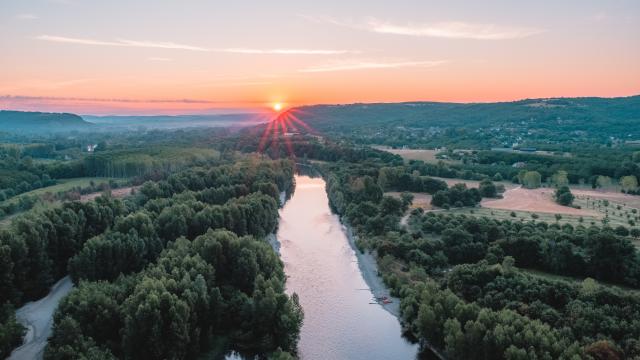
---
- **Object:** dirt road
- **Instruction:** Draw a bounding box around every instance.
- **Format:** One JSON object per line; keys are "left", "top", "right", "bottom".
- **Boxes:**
{"left": 9, "top": 277, "right": 74, "bottom": 360}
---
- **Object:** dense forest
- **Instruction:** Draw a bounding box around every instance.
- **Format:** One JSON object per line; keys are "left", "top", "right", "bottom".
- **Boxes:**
{"left": 317, "top": 151, "right": 640, "bottom": 359}
{"left": 0, "top": 154, "right": 303, "bottom": 359}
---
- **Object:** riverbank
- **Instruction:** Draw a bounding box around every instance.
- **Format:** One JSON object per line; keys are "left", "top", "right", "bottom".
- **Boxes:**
{"left": 342, "top": 222, "right": 402, "bottom": 318}
{"left": 9, "top": 276, "right": 74, "bottom": 360}
{"left": 343, "top": 220, "right": 448, "bottom": 360}
{"left": 266, "top": 233, "right": 280, "bottom": 255}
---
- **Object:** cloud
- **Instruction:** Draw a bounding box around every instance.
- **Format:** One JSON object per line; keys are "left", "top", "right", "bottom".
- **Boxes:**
{"left": 0, "top": 95, "right": 263, "bottom": 104}
{"left": 221, "top": 48, "right": 355, "bottom": 55}
{"left": 16, "top": 14, "right": 38, "bottom": 20}
{"left": 303, "top": 15, "right": 544, "bottom": 40}
{"left": 299, "top": 59, "right": 446, "bottom": 73}
{"left": 35, "top": 35, "right": 210, "bottom": 51}
{"left": 147, "top": 57, "right": 173, "bottom": 62}
{"left": 35, "top": 35, "right": 355, "bottom": 54}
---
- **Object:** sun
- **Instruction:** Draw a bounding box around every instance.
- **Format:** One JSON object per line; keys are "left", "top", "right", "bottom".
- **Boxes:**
{"left": 273, "top": 102, "right": 283, "bottom": 112}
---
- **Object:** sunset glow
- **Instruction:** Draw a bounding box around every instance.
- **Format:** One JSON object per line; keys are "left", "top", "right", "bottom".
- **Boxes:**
{"left": 0, "top": 1, "right": 638, "bottom": 115}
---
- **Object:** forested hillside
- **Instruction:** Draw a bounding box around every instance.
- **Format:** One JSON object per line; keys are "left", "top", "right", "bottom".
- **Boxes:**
{"left": 0, "top": 111, "right": 92, "bottom": 133}
{"left": 294, "top": 96, "right": 640, "bottom": 148}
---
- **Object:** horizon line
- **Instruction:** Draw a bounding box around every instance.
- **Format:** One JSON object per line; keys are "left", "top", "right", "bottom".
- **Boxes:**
{"left": 2, "top": 93, "right": 639, "bottom": 117}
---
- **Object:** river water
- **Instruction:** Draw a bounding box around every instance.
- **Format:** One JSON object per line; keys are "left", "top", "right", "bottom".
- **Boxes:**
{"left": 278, "top": 175, "right": 418, "bottom": 360}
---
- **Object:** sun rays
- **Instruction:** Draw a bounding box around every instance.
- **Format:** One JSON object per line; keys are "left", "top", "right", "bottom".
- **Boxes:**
{"left": 257, "top": 108, "right": 316, "bottom": 158}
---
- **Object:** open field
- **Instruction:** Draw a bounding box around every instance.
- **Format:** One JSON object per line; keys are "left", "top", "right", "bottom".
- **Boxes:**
{"left": 0, "top": 178, "right": 131, "bottom": 226}
{"left": 490, "top": 147, "right": 572, "bottom": 157}
{"left": 81, "top": 185, "right": 139, "bottom": 202}
{"left": 395, "top": 176, "right": 640, "bottom": 239}
{"left": 446, "top": 207, "right": 599, "bottom": 226}
{"left": 373, "top": 146, "right": 457, "bottom": 164}
{"left": 430, "top": 177, "right": 639, "bottom": 226}
{"left": 482, "top": 187, "right": 598, "bottom": 217}
{"left": 433, "top": 176, "right": 518, "bottom": 190}
{"left": 385, "top": 191, "right": 433, "bottom": 210}
{"left": 522, "top": 268, "right": 640, "bottom": 294}
{"left": 443, "top": 207, "right": 640, "bottom": 248}
{"left": 1, "top": 177, "right": 123, "bottom": 204}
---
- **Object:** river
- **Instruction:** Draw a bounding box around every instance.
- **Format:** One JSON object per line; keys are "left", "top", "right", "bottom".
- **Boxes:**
{"left": 277, "top": 175, "right": 418, "bottom": 360}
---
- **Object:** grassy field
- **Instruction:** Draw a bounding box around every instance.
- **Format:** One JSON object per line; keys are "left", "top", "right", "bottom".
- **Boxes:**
{"left": 373, "top": 146, "right": 459, "bottom": 164}
{"left": 522, "top": 268, "right": 640, "bottom": 294}
{"left": 0, "top": 177, "right": 127, "bottom": 225}
{"left": 385, "top": 191, "right": 433, "bottom": 210}
{"left": 445, "top": 206, "right": 601, "bottom": 226}
{"left": 444, "top": 205, "right": 640, "bottom": 247}
{"left": 20, "top": 177, "right": 123, "bottom": 197}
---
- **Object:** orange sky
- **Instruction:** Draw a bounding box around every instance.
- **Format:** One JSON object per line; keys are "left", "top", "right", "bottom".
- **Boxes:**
{"left": 1, "top": 0, "right": 639, "bottom": 115}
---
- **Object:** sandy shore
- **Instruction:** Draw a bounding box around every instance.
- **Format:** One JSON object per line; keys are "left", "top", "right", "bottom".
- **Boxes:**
{"left": 342, "top": 222, "right": 402, "bottom": 318}
{"left": 9, "top": 276, "right": 74, "bottom": 360}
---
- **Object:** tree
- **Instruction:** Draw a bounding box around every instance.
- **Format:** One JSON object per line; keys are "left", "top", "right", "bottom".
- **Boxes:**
{"left": 596, "top": 175, "right": 612, "bottom": 189}
{"left": 479, "top": 179, "right": 498, "bottom": 198}
{"left": 400, "top": 192, "right": 414, "bottom": 212}
{"left": 585, "top": 232, "right": 635, "bottom": 282}
{"left": 0, "top": 303, "right": 24, "bottom": 359}
{"left": 621, "top": 175, "right": 638, "bottom": 192}
{"left": 585, "top": 340, "right": 623, "bottom": 360}
{"left": 554, "top": 186, "right": 574, "bottom": 206}
{"left": 522, "top": 171, "right": 541, "bottom": 189}
{"left": 380, "top": 196, "right": 404, "bottom": 216}
{"left": 550, "top": 170, "right": 569, "bottom": 187}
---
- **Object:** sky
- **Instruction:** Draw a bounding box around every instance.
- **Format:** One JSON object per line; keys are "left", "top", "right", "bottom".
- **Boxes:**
{"left": 1, "top": 0, "right": 639, "bottom": 115}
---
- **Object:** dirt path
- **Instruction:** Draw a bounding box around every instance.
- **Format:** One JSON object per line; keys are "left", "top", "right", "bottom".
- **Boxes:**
{"left": 482, "top": 186, "right": 599, "bottom": 216}
{"left": 9, "top": 276, "right": 74, "bottom": 360}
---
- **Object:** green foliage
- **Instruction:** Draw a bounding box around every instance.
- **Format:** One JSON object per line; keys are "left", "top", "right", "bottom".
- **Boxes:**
{"left": 42, "top": 158, "right": 302, "bottom": 359}
{"left": 296, "top": 96, "right": 640, "bottom": 149}
{"left": 550, "top": 170, "right": 569, "bottom": 187}
{"left": 521, "top": 171, "right": 542, "bottom": 189}
{"left": 83, "top": 147, "right": 218, "bottom": 178}
{"left": 555, "top": 185, "right": 575, "bottom": 206}
{"left": 478, "top": 179, "right": 498, "bottom": 198}
{"left": 51, "top": 230, "right": 303, "bottom": 359}
{"left": 0, "top": 303, "right": 25, "bottom": 359}
{"left": 321, "top": 151, "right": 640, "bottom": 358}
{"left": 621, "top": 175, "right": 638, "bottom": 192}
{"left": 431, "top": 183, "right": 482, "bottom": 208}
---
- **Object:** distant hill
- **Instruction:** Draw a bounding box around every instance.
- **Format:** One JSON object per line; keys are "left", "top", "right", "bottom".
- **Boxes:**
{"left": 83, "top": 114, "right": 267, "bottom": 130}
{"left": 0, "top": 110, "right": 93, "bottom": 133}
{"left": 294, "top": 95, "right": 640, "bottom": 148}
